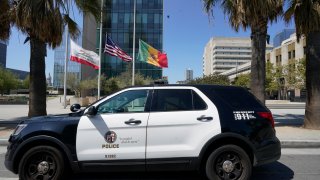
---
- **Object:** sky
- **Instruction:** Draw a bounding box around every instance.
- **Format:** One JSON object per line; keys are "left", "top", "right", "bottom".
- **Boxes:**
{"left": 6, "top": 0, "right": 295, "bottom": 84}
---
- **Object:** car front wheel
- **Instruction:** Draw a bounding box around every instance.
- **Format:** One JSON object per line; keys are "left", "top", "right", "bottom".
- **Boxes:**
{"left": 206, "top": 145, "right": 252, "bottom": 180}
{"left": 18, "top": 146, "right": 65, "bottom": 180}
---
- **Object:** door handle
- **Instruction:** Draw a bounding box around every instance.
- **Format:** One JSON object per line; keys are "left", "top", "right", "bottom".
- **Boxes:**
{"left": 125, "top": 119, "right": 142, "bottom": 125}
{"left": 197, "top": 115, "right": 213, "bottom": 122}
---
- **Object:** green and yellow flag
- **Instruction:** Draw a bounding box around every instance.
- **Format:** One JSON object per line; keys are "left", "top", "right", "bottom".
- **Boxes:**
{"left": 137, "top": 40, "right": 168, "bottom": 68}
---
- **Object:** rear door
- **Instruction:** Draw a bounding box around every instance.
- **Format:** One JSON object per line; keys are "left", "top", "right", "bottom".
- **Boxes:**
{"left": 146, "top": 87, "right": 221, "bottom": 160}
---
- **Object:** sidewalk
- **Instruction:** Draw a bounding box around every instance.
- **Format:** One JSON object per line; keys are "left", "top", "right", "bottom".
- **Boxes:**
{"left": 0, "top": 96, "right": 71, "bottom": 145}
{"left": 1, "top": 98, "right": 320, "bottom": 148}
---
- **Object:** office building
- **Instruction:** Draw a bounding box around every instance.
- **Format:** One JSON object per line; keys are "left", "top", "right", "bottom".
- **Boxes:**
{"left": 222, "top": 33, "right": 305, "bottom": 80}
{"left": 0, "top": 40, "right": 7, "bottom": 67}
{"left": 53, "top": 31, "right": 82, "bottom": 88}
{"left": 6, "top": 68, "right": 29, "bottom": 80}
{"left": 203, "top": 37, "right": 273, "bottom": 76}
{"left": 273, "top": 29, "right": 295, "bottom": 47}
{"left": 82, "top": 0, "right": 163, "bottom": 80}
{"left": 267, "top": 33, "right": 305, "bottom": 66}
{"left": 222, "top": 33, "right": 306, "bottom": 100}
{"left": 47, "top": 73, "right": 53, "bottom": 87}
{"left": 186, "top": 68, "right": 193, "bottom": 81}
{"left": 0, "top": 40, "right": 29, "bottom": 80}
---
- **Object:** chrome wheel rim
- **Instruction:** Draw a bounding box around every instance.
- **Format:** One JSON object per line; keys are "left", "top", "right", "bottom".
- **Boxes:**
{"left": 215, "top": 151, "right": 243, "bottom": 180}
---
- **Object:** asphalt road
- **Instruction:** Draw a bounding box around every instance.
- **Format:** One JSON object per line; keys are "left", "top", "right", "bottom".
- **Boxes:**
{"left": 1, "top": 147, "right": 319, "bottom": 180}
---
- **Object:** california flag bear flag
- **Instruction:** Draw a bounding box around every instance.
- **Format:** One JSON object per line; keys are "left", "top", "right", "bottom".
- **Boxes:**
{"left": 70, "top": 40, "right": 100, "bottom": 69}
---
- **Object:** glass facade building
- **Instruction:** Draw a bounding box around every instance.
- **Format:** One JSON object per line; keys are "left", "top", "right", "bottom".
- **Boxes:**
{"left": 273, "top": 29, "right": 295, "bottom": 47}
{"left": 0, "top": 40, "right": 7, "bottom": 67}
{"left": 97, "top": 0, "right": 163, "bottom": 79}
{"left": 53, "top": 31, "right": 82, "bottom": 88}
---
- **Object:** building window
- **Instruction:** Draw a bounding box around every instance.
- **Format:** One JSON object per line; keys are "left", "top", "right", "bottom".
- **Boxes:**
{"left": 293, "top": 50, "right": 295, "bottom": 58}
{"left": 288, "top": 51, "right": 291, "bottom": 59}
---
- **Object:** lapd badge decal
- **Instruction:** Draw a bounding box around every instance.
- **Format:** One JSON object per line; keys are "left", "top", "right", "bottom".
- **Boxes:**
{"left": 105, "top": 131, "right": 117, "bottom": 143}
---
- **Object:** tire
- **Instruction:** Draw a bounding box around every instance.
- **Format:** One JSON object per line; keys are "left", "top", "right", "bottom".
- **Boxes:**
{"left": 205, "top": 145, "right": 252, "bottom": 180}
{"left": 18, "top": 146, "right": 65, "bottom": 180}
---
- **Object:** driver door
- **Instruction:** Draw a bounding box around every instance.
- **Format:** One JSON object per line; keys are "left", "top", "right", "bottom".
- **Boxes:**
{"left": 76, "top": 89, "right": 151, "bottom": 163}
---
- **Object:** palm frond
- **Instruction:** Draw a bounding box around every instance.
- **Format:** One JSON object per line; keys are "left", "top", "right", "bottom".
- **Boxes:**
{"left": 74, "top": 0, "right": 100, "bottom": 21}
{"left": 63, "top": 14, "right": 80, "bottom": 39}
{"left": 15, "top": 0, "right": 63, "bottom": 48}
{"left": 0, "top": 0, "right": 11, "bottom": 41}
{"left": 203, "top": 0, "right": 218, "bottom": 17}
{"left": 203, "top": 0, "right": 284, "bottom": 32}
{"left": 284, "top": 0, "right": 320, "bottom": 41}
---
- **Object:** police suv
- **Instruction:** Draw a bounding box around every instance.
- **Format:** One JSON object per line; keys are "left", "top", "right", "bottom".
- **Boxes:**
{"left": 5, "top": 85, "right": 281, "bottom": 180}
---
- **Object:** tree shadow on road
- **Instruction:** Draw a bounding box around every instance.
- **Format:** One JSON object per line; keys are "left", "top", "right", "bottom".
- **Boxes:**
{"left": 252, "top": 161, "right": 294, "bottom": 180}
{"left": 68, "top": 161, "right": 294, "bottom": 180}
{"left": 70, "top": 171, "right": 205, "bottom": 180}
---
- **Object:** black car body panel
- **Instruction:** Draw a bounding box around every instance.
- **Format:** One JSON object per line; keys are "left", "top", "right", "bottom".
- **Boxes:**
{"left": 5, "top": 113, "right": 81, "bottom": 173}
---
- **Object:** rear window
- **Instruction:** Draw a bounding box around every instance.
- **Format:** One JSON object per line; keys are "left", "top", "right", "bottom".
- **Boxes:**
{"left": 212, "top": 88, "right": 265, "bottom": 109}
{"left": 151, "top": 89, "right": 207, "bottom": 112}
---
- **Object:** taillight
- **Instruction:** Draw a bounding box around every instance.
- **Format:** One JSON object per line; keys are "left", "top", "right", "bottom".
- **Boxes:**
{"left": 257, "top": 112, "right": 275, "bottom": 128}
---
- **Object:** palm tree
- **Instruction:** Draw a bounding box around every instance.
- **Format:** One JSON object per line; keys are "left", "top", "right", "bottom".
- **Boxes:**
{"left": 284, "top": 0, "right": 320, "bottom": 129}
{"left": 0, "top": 0, "right": 11, "bottom": 40}
{"left": 0, "top": 0, "right": 99, "bottom": 117}
{"left": 203, "top": 0, "right": 284, "bottom": 104}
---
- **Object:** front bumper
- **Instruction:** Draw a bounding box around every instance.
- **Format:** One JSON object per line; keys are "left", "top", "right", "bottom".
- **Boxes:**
{"left": 254, "top": 137, "right": 281, "bottom": 166}
{"left": 4, "top": 135, "right": 20, "bottom": 174}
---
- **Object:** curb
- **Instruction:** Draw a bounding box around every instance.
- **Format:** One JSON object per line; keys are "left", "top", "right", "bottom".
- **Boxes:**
{"left": 267, "top": 104, "right": 305, "bottom": 109}
{"left": 1, "top": 139, "right": 320, "bottom": 148}
{"left": 280, "top": 140, "right": 320, "bottom": 148}
{"left": 0, "top": 139, "right": 8, "bottom": 146}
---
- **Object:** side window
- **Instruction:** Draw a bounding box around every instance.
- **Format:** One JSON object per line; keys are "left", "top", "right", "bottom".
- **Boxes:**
{"left": 192, "top": 90, "right": 207, "bottom": 110}
{"left": 97, "top": 90, "right": 149, "bottom": 114}
{"left": 151, "top": 89, "right": 193, "bottom": 112}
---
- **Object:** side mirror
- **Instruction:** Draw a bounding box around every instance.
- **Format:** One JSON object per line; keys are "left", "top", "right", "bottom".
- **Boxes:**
{"left": 84, "top": 106, "right": 98, "bottom": 116}
{"left": 70, "top": 104, "right": 81, "bottom": 112}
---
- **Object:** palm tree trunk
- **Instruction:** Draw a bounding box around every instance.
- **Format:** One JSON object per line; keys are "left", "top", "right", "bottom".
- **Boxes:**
{"left": 250, "top": 24, "right": 267, "bottom": 104}
{"left": 304, "top": 31, "right": 320, "bottom": 129}
{"left": 28, "top": 38, "right": 47, "bottom": 117}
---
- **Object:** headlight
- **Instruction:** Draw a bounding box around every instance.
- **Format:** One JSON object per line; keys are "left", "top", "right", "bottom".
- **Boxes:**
{"left": 12, "top": 124, "right": 27, "bottom": 136}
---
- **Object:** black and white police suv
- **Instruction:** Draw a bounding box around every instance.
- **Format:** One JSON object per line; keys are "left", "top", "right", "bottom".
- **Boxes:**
{"left": 5, "top": 85, "right": 281, "bottom": 180}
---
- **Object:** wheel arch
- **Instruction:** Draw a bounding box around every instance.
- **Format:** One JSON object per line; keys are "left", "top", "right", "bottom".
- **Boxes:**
{"left": 198, "top": 133, "right": 256, "bottom": 171}
{"left": 12, "top": 135, "right": 79, "bottom": 174}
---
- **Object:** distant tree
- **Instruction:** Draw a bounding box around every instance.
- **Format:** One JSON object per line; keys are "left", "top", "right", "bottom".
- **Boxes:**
{"left": 233, "top": 73, "right": 250, "bottom": 88}
{"left": 274, "top": 65, "right": 286, "bottom": 100}
{"left": 112, "top": 70, "right": 153, "bottom": 89}
{"left": 67, "top": 73, "right": 80, "bottom": 97}
{"left": 295, "top": 58, "right": 306, "bottom": 90}
{"left": 80, "top": 78, "right": 97, "bottom": 97}
{"left": 0, "top": 67, "right": 19, "bottom": 95}
{"left": 102, "top": 77, "right": 119, "bottom": 96}
{"left": 265, "top": 61, "right": 278, "bottom": 99}
{"left": 189, "top": 74, "right": 230, "bottom": 85}
{"left": 20, "top": 75, "right": 30, "bottom": 89}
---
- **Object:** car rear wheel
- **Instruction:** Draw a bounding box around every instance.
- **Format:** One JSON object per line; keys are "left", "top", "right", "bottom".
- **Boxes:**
{"left": 206, "top": 145, "right": 252, "bottom": 180}
{"left": 18, "top": 146, "right": 65, "bottom": 180}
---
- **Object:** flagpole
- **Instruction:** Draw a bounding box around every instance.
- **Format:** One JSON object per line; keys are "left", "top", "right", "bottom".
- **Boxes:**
{"left": 132, "top": 0, "right": 136, "bottom": 86}
{"left": 63, "top": 26, "right": 69, "bottom": 109}
{"left": 98, "top": 0, "right": 104, "bottom": 99}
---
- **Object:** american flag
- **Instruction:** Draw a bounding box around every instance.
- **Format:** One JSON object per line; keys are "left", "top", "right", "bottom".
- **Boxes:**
{"left": 104, "top": 34, "right": 132, "bottom": 62}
